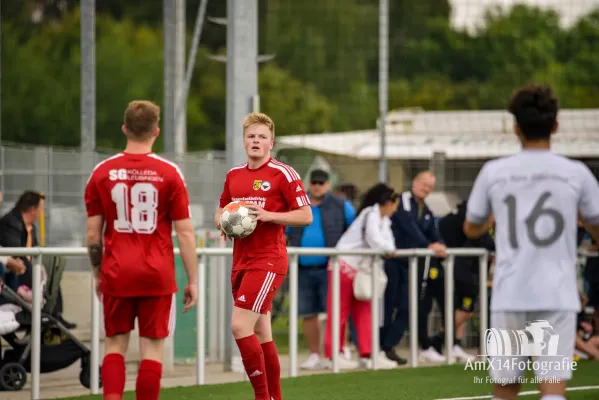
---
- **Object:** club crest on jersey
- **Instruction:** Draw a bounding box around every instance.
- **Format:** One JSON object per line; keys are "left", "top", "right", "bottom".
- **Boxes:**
{"left": 253, "top": 180, "right": 271, "bottom": 191}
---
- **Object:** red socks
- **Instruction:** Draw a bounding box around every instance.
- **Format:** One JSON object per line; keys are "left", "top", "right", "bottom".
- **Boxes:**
{"left": 136, "top": 359, "right": 162, "bottom": 400}
{"left": 236, "top": 335, "right": 270, "bottom": 400}
{"left": 261, "top": 341, "right": 282, "bottom": 400}
{"left": 102, "top": 353, "right": 126, "bottom": 400}
{"left": 101, "top": 354, "right": 162, "bottom": 400}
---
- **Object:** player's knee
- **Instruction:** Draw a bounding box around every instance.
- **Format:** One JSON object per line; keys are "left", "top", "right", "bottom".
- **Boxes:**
{"left": 254, "top": 329, "right": 272, "bottom": 344}
{"left": 231, "top": 306, "right": 261, "bottom": 339}
{"left": 539, "top": 380, "right": 567, "bottom": 396}
{"left": 461, "top": 311, "right": 474, "bottom": 320}
{"left": 254, "top": 320, "right": 273, "bottom": 343}
{"left": 105, "top": 333, "right": 130, "bottom": 356}
{"left": 493, "top": 383, "right": 520, "bottom": 400}
{"left": 139, "top": 337, "right": 165, "bottom": 363}
{"left": 231, "top": 319, "right": 253, "bottom": 339}
{"left": 231, "top": 313, "right": 256, "bottom": 338}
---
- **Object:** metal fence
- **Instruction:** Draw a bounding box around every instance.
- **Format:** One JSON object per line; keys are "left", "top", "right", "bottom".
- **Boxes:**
{"left": 0, "top": 145, "right": 231, "bottom": 273}
{"left": 0, "top": 246, "right": 489, "bottom": 400}
{"left": 1, "top": 143, "right": 597, "bottom": 277}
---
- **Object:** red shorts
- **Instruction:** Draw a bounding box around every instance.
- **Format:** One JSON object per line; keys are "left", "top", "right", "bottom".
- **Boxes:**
{"left": 102, "top": 294, "right": 175, "bottom": 339}
{"left": 231, "top": 269, "right": 286, "bottom": 315}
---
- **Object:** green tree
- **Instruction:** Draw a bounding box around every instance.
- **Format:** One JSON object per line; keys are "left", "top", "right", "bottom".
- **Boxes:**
{"left": 263, "top": 0, "right": 379, "bottom": 130}
{"left": 1, "top": 8, "right": 340, "bottom": 150}
{"left": 258, "top": 65, "right": 336, "bottom": 135}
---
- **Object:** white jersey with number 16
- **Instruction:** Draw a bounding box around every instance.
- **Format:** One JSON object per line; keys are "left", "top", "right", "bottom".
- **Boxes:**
{"left": 466, "top": 150, "right": 599, "bottom": 312}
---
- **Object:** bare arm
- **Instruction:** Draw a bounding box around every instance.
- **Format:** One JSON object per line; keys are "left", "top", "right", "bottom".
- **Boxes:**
{"left": 577, "top": 164, "right": 599, "bottom": 243}
{"left": 464, "top": 163, "right": 493, "bottom": 240}
{"left": 174, "top": 218, "right": 198, "bottom": 284}
{"left": 86, "top": 215, "right": 104, "bottom": 279}
{"left": 464, "top": 215, "right": 494, "bottom": 240}
{"left": 267, "top": 205, "right": 313, "bottom": 227}
{"left": 578, "top": 215, "right": 599, "bottom": 244}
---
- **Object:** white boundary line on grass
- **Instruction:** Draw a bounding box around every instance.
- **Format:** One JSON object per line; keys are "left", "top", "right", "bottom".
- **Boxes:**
{"left": 435, "top": 385, "right": 599, "bottom": 400}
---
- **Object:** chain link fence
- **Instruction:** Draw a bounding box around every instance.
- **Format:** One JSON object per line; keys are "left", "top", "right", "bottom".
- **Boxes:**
{"left": 0, "top": 144, "right": 230, "bottom": 272}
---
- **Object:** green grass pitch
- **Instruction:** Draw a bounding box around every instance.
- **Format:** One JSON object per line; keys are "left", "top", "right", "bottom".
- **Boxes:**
{"left": 63, "top": 360, "right": 599, "bottom": 400}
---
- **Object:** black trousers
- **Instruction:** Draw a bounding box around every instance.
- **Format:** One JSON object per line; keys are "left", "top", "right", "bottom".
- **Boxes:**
{"left": 380, "top": 261, "right": 409, "bottom": 350}
{"left": 417, "top": 258, "right": 445, "bottom": 350}
{"left": 380, "top": 257, "right": 445, "bottom": 350}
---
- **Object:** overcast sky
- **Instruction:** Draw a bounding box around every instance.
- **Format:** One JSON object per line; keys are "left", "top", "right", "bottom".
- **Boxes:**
{"left": 449, "top": 0, "right": 599, "bottom": 31}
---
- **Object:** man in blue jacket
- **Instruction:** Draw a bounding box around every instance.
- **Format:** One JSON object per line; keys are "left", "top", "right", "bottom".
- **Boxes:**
{"left": 380, "top": 171, "right": 447, "bottom": 364}
{"left": 287, "top": 169, "right": 356, "bottom": 369}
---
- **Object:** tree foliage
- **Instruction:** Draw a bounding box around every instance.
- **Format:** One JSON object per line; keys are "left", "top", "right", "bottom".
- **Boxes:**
{"left": 1, "top": 1, "right": 599, "bottom": 150}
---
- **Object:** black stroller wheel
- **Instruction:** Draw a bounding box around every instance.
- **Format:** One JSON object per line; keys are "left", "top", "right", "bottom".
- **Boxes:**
{"left": 0, "top": 362, "right": 28, "bottom": 391}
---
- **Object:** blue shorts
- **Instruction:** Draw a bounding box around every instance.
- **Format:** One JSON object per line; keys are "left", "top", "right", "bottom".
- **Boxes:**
{"left": 298, "top": 267, "right": 328, "bottom": 318}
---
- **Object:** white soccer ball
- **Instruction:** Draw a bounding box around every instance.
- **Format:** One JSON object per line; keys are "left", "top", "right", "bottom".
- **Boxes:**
{"left": 220, "top": 201, "right": 257, "bottom": 239}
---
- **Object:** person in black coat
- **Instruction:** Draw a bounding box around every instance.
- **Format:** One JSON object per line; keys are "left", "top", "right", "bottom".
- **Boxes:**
{"left": 0, "top": 190, "right": 76, "bottom": 328}
{"left": 434, "top": 200, "right": 495, "bottom": 361}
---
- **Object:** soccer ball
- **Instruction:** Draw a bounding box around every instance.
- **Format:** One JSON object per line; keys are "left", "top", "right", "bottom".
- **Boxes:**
{"left": 220, "top": 201, "right": 257, "bottom": 238}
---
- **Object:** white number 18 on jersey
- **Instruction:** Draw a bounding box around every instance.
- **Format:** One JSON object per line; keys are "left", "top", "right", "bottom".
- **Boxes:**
{"left": 111, "top": 182, "right": 159, "bottom": 234}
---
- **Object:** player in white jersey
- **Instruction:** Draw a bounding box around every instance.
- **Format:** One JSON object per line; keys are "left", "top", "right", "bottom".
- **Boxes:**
{"left": 464, "top": 85, "right": 599, "bottom": 400}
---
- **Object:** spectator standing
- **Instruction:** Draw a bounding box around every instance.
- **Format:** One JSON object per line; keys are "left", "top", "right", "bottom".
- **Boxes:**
{"left": 380, "top": 171, "right": 447, "bottom": 364}
{"left": 334, "top": 183, "right": 358, "bottom": 205}
{"left": 287, "top": 169, "right": 356, "bottom": 370}
{"left": 0, "top": 191, "right": 27, "bottom": 292}
{"left": 435, "top": 200, "right": 494, "bottom": 361}
{"left": 332, "top": 181, "right": 361, "bottom": 358}
{"left": 583, "top": 235, "right": 599, "bottom": 331}
{"left": 322, "top": 183, "right": 399, "bottom": 369}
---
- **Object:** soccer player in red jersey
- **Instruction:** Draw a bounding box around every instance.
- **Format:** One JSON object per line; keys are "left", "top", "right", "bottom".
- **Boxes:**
{"left": 84, "top": 101, "right": 198, "bottom": 400}
{"left": 215, "top": 112, "right": 313, "bottom": 400}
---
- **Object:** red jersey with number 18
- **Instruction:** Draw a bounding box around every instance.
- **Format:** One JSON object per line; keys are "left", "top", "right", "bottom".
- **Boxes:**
{"left": 219, "top": 158, "right": 310, "bottom": 274}
{"left": 84, "top": 152, "right": 191, "bottom": 297}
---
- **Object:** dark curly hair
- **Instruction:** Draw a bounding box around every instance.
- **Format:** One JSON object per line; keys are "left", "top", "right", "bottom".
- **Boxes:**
{"left": 357, "top": 183, "right": 397, "bottom": 214}
{"left": 507, "top": 84, "right": 559, "bottom": 141}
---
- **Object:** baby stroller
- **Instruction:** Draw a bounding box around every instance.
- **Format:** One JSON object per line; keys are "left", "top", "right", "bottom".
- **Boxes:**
{"left": 0, "top": 255, "right": 102, "bottom": 391}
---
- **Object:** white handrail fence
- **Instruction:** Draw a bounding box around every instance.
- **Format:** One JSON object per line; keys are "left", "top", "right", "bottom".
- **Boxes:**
{"left": 1, "top": 247, "right": 492, "bottom": 400}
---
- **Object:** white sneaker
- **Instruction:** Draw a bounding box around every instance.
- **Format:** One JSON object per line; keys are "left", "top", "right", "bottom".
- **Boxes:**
{"left": 342, "top": 346, "right": 352, "bottom": 360}
{"left": 322, "top": 356, "right": 359, "bottom": 370}
{"left": 420, "top": 347, "right": 446, "bottom": 362}
{"left": 452, "top": 345, "right": 475, "bottom": 362}
{"left": 300, "top": 353, "right": 324, "bottom": 370}
{"left": 359, "top": 352, "right": 398, "bottom": 369}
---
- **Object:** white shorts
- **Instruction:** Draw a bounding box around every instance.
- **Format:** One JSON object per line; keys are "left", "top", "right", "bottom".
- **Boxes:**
{"left": 487, "top": 311, "right": 576, "bottom": 382}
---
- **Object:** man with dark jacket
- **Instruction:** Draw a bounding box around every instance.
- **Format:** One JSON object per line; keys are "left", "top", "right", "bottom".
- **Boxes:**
{"left": 435, "top": 199, "right": 495, "bottom": 361}
{"left": 0, "top": 190, "right": 76, "bottom": 328}
{"left": 0, "top": 190, "right": 27, "bottom": 291}
{"left": 287, "top": 169, "right": 356, "bottom": 369}
{"left": 381, "top": 171, "right": 447, "bottom": 364}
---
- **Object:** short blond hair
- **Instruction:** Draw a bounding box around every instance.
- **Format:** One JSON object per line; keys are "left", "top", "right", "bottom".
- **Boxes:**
{"left": 124, "top": 100, "right": 160, "bottom": 140}
{"left": 243, "top": 112, "right": 275, "bottom": 138}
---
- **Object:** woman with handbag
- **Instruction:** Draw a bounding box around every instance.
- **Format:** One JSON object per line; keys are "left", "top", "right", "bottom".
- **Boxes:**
{"left": 323, "top": 183, "right": 399, "bottom": 369}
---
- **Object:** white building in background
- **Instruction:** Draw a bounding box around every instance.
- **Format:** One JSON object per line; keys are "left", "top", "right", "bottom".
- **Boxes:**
{"left": 275, "top": 108, "right": 599, "bottom": 160}
{"left": 449, "top": 0, "right": 599, "bottom": 31}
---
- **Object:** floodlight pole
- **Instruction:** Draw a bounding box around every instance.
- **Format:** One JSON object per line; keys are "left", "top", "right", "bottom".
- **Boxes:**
{"left": 81, "top": 0, "right": 96, "bottom": 153}
{"left": 378, "top": 0, "right": 389, "bottom": 183}
{"left": 206, "top": 0, "right": 274, "bottom": 373}
{"left": 164, "top": 0, "right": 185, "bottom": 158}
